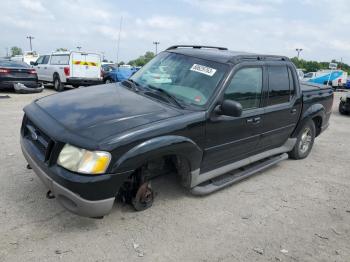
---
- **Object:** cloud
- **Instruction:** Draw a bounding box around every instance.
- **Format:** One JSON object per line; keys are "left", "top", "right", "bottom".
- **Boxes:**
{"left": 183, "top": 0, "right": 283, "bottom": 14}
{"left": 0, "top": 0, "right": 350, "bottom": 64}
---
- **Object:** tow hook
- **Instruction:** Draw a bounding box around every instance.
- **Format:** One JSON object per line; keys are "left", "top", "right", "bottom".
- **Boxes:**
{"left": 132, "top": 182, "right": 154, "bottom": 211}
{"left": 26, "top": 164, "right": 32, "bottom": 169}
{"left": 46, "top": 190, "right": 55, "bottom": 199}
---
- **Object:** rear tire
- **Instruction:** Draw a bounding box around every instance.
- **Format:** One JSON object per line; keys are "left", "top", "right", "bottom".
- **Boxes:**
{"left": 339, "top": 101, "right": 347, "bottom": 115}
{"left": 53, "top": 75, "right": 64, "bottom": 92}
{"left": 289, "top": 120, "right": 316, "bottom": 160}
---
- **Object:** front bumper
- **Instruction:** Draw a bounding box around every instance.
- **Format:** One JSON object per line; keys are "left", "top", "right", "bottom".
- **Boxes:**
{"left": 21, "top": 137, "right": 115, "bottom": 217}
{"left": 66, "top": 78, "right": 103, "bottom": 86}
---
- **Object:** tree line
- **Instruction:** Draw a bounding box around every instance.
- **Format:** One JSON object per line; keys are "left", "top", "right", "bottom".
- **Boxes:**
{"left": 6, "top": 46, "right": 349, "bottom": 74}
{"left": 291, "top": 57, "right": 350, "bottom": 74}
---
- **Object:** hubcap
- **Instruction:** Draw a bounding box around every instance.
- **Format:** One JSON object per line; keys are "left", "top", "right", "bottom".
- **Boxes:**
{"left": 299, "top": 127, "right": 312, "bottom": 154}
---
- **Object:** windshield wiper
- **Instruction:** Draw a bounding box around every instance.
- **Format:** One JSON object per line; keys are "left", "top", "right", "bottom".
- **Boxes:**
{"left": 145, "top": 84, "right": 184, "bottom": 109}
{"left": 122, "top": 79, "right": 140, "bottom": 92}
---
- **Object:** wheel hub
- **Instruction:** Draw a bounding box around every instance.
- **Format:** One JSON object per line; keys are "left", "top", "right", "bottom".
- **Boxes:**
{"left": 299, "top": 127, "right": 312, "bottom": 154}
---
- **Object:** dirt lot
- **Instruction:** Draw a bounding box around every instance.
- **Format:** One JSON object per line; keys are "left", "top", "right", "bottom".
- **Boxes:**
{"left": 0, "top": 88, "right": 349, "bottom": 262}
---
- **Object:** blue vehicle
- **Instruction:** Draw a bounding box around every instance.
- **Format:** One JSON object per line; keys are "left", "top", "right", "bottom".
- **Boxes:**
{"left": 101, "top": 64, "right": 139, "bottom": 83}
{"left": 303, "top": 70, "right": 347, "bottom": 88}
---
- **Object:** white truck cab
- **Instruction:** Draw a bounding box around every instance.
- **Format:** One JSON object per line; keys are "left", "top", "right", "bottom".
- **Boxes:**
{"left": 32, "top": 51, "right": 102, "bottom": 91}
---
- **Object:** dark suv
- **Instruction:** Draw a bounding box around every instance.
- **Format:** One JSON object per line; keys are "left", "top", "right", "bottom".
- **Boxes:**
{"left": 21, "top": 45, "right": 333, "bottom": 217}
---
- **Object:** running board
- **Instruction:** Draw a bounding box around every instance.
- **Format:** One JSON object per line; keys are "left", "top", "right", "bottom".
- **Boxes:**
{"left": 190, "top": 153, "right": 288, "bottom": 196}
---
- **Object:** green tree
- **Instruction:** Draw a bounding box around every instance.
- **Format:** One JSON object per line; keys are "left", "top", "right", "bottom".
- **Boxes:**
{"left": 118, "top": 61, "right": 125, "bottom": 66}
{"left": 56, "top": 48, "right": 68, "bottom": 52}
{"left": 10, "top": 46, "right": 23, "bottom": 56}
{"left": 128, "top": 51, "right": 155, "bottom": 66}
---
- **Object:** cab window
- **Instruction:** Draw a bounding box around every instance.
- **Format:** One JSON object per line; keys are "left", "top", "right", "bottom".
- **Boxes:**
{"left": 50, "top": 55, "right": 69, "bottom": 65}
{"left": 42, "top": 55, "right": 50, "bottom": 64}
{"left": 224, "top": 67, "right": 263, "bottom": 110}
{"left": 36, "top": 56, "right": 45, "bottom": 64}
{"left": 267, "top": 66, "right": 293, "bottom": 105}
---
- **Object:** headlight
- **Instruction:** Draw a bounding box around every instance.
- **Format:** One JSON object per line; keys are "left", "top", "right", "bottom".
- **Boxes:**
{"left": 57, "top": 144, "right": 111, "bottom": 174}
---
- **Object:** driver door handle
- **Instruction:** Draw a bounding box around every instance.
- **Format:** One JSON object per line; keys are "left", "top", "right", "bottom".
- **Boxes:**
{"left": 291, "top": 108, "right": 297, "bottom": 114}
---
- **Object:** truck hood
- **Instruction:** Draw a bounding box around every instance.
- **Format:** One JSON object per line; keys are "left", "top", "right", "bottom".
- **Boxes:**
{"left": 35, "top": 84, "right": 181, "bottom": 141}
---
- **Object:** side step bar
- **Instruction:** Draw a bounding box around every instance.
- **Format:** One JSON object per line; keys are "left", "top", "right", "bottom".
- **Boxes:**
{"left": 190, "top": 153, "right": 288, "bottom": 196}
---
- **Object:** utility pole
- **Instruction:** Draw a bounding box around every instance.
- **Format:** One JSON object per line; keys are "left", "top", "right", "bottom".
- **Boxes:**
{"left": 116, "top": 16, "right": 123, "bottom": 66}
{"left": 295, "top": 48, "right": 303, "bottom": 59}
{"left": 5, "top": 47, "right": 9, "bottom": 57}
{"left": 153, "top": 41, "right": 160, "bottom": 55}
{"left": 76, "top": 46, "right": 82, "bottom": 51}
{"left": 26, "top": 36, "right": 34, "bottom": 51}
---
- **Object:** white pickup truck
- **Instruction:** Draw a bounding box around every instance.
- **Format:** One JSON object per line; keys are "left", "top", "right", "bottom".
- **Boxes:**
{"left": 31, "top": 51, "right": 103, "bottom": 91}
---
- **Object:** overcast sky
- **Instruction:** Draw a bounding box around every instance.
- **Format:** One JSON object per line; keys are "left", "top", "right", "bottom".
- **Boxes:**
{"left": 1, "top": 0, "right": 349, "bottom": 63}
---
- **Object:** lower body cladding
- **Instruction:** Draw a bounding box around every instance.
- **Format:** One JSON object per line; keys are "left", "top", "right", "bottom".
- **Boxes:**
{"left": 21, "top": 137, "right": 131, "bottom": 218}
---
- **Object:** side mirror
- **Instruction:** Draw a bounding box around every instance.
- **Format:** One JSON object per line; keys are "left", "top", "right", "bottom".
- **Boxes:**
{"left": 216, "top": 99, "right": 242, "bottom": 117}
{"left": 30, "top": 61, "right": 38, "bottom": 66}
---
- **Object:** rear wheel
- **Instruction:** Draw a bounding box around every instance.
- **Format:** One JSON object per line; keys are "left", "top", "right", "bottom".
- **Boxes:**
{"left": 53, "top": 75, "right": 64, "bottom": 92}
{"left": 289, "top": 120, "right": 316, "bottom": 160}
{"left": 339, "top": 101, "right": 347, "bottom": 115}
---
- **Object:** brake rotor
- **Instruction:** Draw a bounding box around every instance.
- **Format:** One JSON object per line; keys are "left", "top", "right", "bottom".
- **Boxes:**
{"left": 132, "top": 182, "right": 154, "bottom": 211}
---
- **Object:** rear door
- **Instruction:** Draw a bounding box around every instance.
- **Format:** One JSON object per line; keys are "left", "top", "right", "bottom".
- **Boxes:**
{"left": 71, "top": 52, "right": 101, "bottom": 79}
{"left": 258, "top": 63, "right": 302, "bottom": 150}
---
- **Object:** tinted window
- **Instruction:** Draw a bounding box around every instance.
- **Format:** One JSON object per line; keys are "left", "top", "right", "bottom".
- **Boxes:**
{"left": 42, "top": 55, "right": 50, "bottom": 64}
{"left": 0, "top": 60, "right": 29, "bottom": 68}
{"left": 50, "top": 55, "right": 69, "bottom": 65}
{"left": 288, "top": 68, "right": 295, "bottom": 96}
{"left": 224, "top": 67, "right": 263, "bottom": 110}
{"left": 268, "top": 66, "right": 290, "bottom": 105}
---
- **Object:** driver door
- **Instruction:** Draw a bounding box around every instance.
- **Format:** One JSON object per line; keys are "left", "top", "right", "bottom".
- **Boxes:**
{"left": 202, "top": 65, "right": 265, "bottom": 173}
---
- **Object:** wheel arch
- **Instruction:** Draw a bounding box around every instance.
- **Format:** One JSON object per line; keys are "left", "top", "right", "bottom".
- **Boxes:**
{"left": 292, "top": 103, "right": 325, "bottom": 138}
{"left": 111, "top": 135, "right": 203, "bottom": 177}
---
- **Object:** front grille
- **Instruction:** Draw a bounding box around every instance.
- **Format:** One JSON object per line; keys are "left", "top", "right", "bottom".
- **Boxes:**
{"left": 23, "top": 116, "right": 55, "bottom": 162}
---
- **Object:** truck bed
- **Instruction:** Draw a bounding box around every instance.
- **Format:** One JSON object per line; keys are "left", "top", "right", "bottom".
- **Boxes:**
{"left": 300, "top": 82, "right": 331, "bottom": 93}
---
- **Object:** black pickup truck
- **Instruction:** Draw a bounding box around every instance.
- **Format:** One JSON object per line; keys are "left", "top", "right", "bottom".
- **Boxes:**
{"left": 21, "top": 45, "right": 334, "bottom": 217}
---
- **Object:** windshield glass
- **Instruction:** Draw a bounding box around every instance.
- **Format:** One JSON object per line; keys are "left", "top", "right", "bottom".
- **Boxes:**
{"left": 130, "top": 52, "right": 228, "bottom": 107}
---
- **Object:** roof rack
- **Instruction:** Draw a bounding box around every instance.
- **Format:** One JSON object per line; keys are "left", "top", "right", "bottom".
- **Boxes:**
{"left": 166, "top": 45, "right": 228, "bottom": 51}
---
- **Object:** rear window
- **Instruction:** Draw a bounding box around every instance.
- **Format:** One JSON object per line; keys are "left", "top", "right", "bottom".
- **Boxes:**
{"left": 50, "top": 55, "right": 69, "bottom": 65}
{"left": 0, "top": 60, "right": 29, "bottom": 68}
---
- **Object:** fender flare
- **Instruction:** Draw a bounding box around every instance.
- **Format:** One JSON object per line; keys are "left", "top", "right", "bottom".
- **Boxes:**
{"left": 292, "top": 104, "right": 326, "bottom": 137}
{"left": 112, "top": 135, "right": 203, "bottom": 175}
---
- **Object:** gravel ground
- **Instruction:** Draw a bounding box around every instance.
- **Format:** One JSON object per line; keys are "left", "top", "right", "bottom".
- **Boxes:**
{"left": 0, "top": 88, "right": 349, "bottom": 262}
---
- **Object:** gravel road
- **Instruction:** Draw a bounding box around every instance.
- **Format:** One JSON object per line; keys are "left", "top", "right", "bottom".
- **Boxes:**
{"left": 0, "top": 88, "right": 349, "bottom": 262}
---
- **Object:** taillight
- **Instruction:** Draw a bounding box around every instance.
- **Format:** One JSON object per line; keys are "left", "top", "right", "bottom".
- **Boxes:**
{"left": 64, "top": 67, "right": 70, "bottom": 76}
{"left": 0, "top": 68, "right": 9, "bottom": 73}
{"left": 28, "top": 69, "right": 36, "bottom": 74}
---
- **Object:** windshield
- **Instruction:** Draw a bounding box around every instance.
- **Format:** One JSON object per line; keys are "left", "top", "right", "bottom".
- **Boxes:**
{"left": 130, "top": 52, "right": 228, "bottom": 107}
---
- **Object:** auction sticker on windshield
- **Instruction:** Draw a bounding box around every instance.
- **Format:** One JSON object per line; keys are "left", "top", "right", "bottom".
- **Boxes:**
{"left": 190, "top": 64, "right": 217, "bottom": 76}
